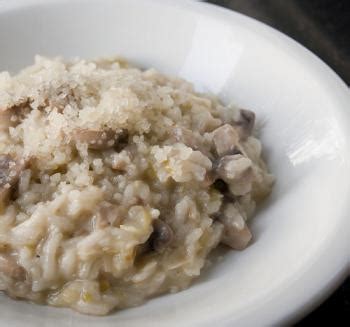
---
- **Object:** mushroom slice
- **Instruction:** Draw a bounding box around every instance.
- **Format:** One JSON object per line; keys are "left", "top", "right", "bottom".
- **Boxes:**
{"left": 212, "top": 179, "right": 235, "bottom": 202}
{"left": 0, "top": 253, "right": 26, "bottom": 281}
{"left": 212, "top": 124, "right": 240, "bottom": 156}
{"left": 235, "top": 109, "right": 255, "bottom": 140}
{"left": 0, "top": 104, "right": 29, "bottom": 133}
{"left": 218, "top": 203, "right": 252, "bottom": 250}
{"left": 71, "top": 128, "right": 128, "bottom": 150}
{"left": 214, "top": 154, "right": 254, "bottom": 196}
{"left": 149, "top": 219, "right": 174, "bottom": 253}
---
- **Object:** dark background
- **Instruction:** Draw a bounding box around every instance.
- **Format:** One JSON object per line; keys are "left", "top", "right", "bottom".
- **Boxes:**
{"left": 205, "top": 0, "right": 349, "bottom": 325}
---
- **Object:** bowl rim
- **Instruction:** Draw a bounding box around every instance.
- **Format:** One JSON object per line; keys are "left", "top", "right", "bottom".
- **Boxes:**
{"left": 0, "top": 0, "right": 349, "bottom": 325}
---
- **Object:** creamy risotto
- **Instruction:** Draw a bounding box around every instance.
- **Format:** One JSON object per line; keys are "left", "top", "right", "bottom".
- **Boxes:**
{"left": 0, "top": 56, "right": 273, "bottom": 315}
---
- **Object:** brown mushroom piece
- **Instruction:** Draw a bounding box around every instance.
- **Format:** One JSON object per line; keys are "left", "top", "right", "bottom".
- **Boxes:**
{"left": 235, "top": 109, "right": 255, "bottom": 140}
{"left": 0, "top": 254, "right": 26, "bottom": 281}
{"left": 214, "top": 154, "right": 254, "bottom": 196}
{"left": 212, "top": 124, "right": 240, "bottom": 157}
{"left": 212, "top": 179, "right": 235, "bottom": 202}
{"left": 149, "top": 219, "right": 174, "bottom": 252}
{"left": 218, "top": 203, "right": 252, "bottom": 250}
{"left": 71, "top": 128, "right": 128, "bottom": 150}
{"left": 0, "top": 155, "right": 26, "bottom": 210}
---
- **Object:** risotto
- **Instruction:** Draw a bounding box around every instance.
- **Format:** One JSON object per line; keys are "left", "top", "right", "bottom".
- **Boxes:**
{"left": 0, "top": 56, "right": 273, "bottom": 315}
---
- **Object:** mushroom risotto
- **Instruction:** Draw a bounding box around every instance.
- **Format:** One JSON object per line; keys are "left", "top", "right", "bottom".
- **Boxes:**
{"left": 0, "top": 56, "right": 273, "bottom": 315}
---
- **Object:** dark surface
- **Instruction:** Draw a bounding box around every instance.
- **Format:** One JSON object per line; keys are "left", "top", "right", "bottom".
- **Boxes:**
{"left": 206, "top": 0, "right": 350, "bottom": 325}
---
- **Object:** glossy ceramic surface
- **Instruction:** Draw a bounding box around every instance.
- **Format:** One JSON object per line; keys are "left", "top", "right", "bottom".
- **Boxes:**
{"left": 0, "top": 0, "right": 349, "bottom": 326}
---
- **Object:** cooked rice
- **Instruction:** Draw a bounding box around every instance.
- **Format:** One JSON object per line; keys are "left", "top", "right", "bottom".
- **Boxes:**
{"left": 0, "top": 56, "right": 273, "bottom": 315}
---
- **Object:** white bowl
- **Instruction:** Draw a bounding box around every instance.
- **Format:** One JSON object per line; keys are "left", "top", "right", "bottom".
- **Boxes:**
{"left": 0, "top": 0, "right": 349, "bottom": 326}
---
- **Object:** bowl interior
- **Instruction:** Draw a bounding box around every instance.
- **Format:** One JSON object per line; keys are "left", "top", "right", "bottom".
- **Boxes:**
{"left": 0, "top": 1, "right": 349, "bottom": 326}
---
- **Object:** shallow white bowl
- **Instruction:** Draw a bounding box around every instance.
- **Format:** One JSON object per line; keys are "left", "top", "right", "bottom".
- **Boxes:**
{"left": 0, "top": 0, "right": 349, "bottom": 326}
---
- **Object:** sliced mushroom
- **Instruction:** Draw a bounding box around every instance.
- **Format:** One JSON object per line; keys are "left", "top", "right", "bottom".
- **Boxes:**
{"left": 71, "top": 128, "right": 128, "bottom": 150}
{"left": 0, "top": 103, "right": 31, "bottom": 133}
{"left": 214, "top": 154, "right": 254, "bottom": 196}
{"left": 0, "top": 155, "right": 26, "bottom": 210}
{"left": 135, "top": 242, "right": 149, "bottom": 257}
{"left": 212, "top": 124, "right": 240, "bottom": 156}
{"left": 149, "top": 219, "right": 174, "bottom": 252}
{"left": 235, "top": 109, "right": 255, "bottom": 140}
{"left": 114, "top": 128, "right": 129, "bottom": 152}
{"left": 212, "top": 179, "right": 235, "bottom": 202}
{"left": 218, "top": 203, "right": 252, "bottom": 250}
{"left": 0, "top": 253, "right": 26, "bottom": 281}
